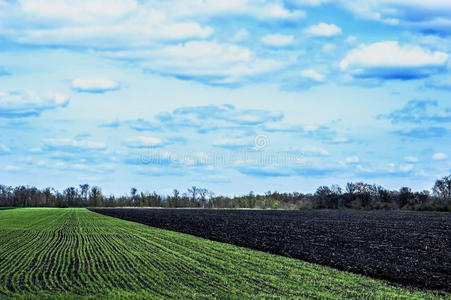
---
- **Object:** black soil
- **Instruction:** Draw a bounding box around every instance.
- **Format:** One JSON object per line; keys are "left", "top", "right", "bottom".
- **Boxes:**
{"left": 89, "top": 208, "right": 451, "bottom": 292}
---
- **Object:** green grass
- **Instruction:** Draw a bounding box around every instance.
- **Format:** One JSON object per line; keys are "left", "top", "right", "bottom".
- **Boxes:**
{"left": 0, "top": 208, "right": 447, "bottom": 299}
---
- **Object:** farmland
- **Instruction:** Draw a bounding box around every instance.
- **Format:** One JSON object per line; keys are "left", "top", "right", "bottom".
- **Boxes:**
{"left": 0, "top": 208, "right": 447, "bottom": 299}
{"left": 91, "top": 208, "right": 451, "bottom": 292}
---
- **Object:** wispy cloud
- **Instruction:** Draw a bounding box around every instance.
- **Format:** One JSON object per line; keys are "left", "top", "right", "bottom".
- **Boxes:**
{"left": 42, "top": 138, "right": 107, "bottom": 152}
{"left": 426, "top": 76, "right": 451, "bottom": 90}
{"left": 394, "top": 127, "right": 448, "bottom": 139}
{"left": 0, "top": 144, "right": 11, "bottom": 155}
{"left": 261, "top": 34, "right": 294, "bottom": 47}
{"left": 379, "top": 100, "right": 451, "bottom": 123}
{"left": 336, "top": 0, "right": 451, "bottom": 34}
{"left": 0, "top": 91, "right": 69, "bottom": 118}
{"left": 125, "top": 136, "right": 165, "bottom": 148}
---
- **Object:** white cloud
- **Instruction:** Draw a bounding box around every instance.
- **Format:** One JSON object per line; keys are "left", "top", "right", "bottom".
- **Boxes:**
{"left": 0, "top": 1, "right": 213, "bottom": 48}
{"left": 71, "top": 78, "right": 120, "bottom": 93}
{"left": 0, "top": 91, "right": 69, "bottom": 118}
{"left": 0, "top": 1, "right": 304, "bottom": 86}
{"left": 288, "top": 0, "right": 330, "bottom": 6}
{"left": 262, "top": 3, "right": 305, "bottom": 19}
{"left": 43, "top": 138, "right": 107, "bottom": 151}
{"left": 340, "top": 41, "right": 449, "bottom": 80}
{"left": 300, "top": 69, "right": 325, "bottom": 82}
{"left": 298, "top": 147, "right": 329, "bottom": 156}
{"left": 356, "top": 164, "right": 372, "bottom": 173}
{"left": 0, "top": 0, "right": 304, "bottom": 50}
{"left": 126, "top": 136, "right": 164, "bottom": 148}
{"left": 399, "top": 164, "right": 414, "bottom": 172}
{"left": 432, "top": 152, "right": 447, "bottom": 160}
{"left": 5, "top": 165, "right": 22, "bottom": 171}
{"left": 331, "top": 137, "right": 350, "bottom": 144}
{"left": 345, "top": 155, "right": 359, "bottom": 163}
{"left": 404, "top": 156, "right": 418, "bottom": 162}
{"left": 121, "top": 41, "right": 285, "bottom": 85}
{"left": 261, "top": 34, "right": 294, "bottom": 47}
{"left": 337, "top": 0, "right": 451, "bottom": 33}
{"left": 169, "top": 1, "right": 305, "bottom": 20}
{"left": 0, "top": 144, "right": 11, "bottom": 154}
{"left": 18, "top": 0, "right": 139, "bottom": 23}
{"left": 305, "top": 22, "right": 341, "bottom": 37}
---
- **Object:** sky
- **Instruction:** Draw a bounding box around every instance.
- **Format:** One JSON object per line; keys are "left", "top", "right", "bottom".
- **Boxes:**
{"left": 0, "top": 0, "right": 450, "bottom": 196}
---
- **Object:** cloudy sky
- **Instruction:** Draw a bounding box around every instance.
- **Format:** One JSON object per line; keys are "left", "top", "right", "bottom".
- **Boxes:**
{"left": 0, "top": 0, "right": 450, "bottom": 196}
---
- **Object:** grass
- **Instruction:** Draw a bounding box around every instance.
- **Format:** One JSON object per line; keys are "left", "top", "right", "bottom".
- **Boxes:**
{"left": 0, "top": 208, "right": 447, "bottom": 299}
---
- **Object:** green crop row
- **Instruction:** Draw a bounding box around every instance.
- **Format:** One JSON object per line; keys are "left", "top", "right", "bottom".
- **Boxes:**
{"left": 0, "top": 208, "right": 447, "bottom": 299}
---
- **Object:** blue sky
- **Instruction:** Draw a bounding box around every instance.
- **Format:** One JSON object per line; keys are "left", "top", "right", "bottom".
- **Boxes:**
{"left": 0, "top": 0, "right": 450, "bottom": 196}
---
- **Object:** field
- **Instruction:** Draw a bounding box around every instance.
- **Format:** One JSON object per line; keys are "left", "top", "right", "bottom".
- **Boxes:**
{"left": 0, "top": 208, "right": 447, "bottom": 299}
{"left": 90, "top": 208, "right": 451, "bottom": 292}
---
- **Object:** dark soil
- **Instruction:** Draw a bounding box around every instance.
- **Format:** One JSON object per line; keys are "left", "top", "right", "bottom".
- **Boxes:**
{"left": 89, "top": 208, "right": 451, "bottom": 291}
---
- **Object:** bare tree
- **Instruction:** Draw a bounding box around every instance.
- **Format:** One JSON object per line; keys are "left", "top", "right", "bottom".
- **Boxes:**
{"left": 89, "top": 186, "right": 102, "bottom": 207}
{"left": 433, "top": 175, "right": 451, "bottom": 200}
{"left": 187, "top": 186, "right": 198, "bottom": 206}
{"left": 199, "top": 188, "right": 208, "bottom": 208}
{"left": 79, "top": 184, "right": 89, "bottom": 206}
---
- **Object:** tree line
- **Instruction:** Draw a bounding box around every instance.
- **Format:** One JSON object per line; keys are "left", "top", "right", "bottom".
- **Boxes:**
{"left": 0, "top": 175, "right": 450, "bottom": 211}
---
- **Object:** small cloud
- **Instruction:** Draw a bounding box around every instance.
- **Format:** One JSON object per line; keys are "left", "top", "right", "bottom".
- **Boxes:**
{"left": 329, "top": 136, "right": 351, "bottom": 144}
{"left": 297, "top": 147, "right": 329, "bottom": 156}
{"left": 404, "top": 156, "right": 418, "bottom": 162}
{"left": 43, "top": 138, "right": 107, "bottom": 152}
{"left": 300, "top": 69, "right": 325, "bottom": 82}
{"left": 261, "top": 34, "right": 294, "bottom": 47}
{"left": 0, "top": 144, "right": 11, "bottom": 155}
{"left": 394, "top": 127, "right": 447, "bottom": 139}
{"left": 340, "top": 41, "right": 449, "bottom": 80}
{"left": 263, "top": 4, "right": 305, "bottom": 19}
{"left": 213, "top": 137, "right": 251, "bottom": 149}
{"left": 432, "top": 152, "right": 447, "bottom": 160}
{"left": 126, "top": 136, "right": 164, "bottom": 148}
{"left": 305, "top": 22, "right": 341, "bottom": 37}
{"left": 127, "top": 118, "right": 161, "bottom": 131}
{"left": 378, "top": 99, "right": 450, "bottom": 124}
{"left": 28, "top": 147, "right": 42, "bottom": 153}
{"left": 346, "top": 35, "right": 357, "bottom": 44}
{"left": 356, "top": 164, "right": 372, "bottom": 173}
{"left": 5, "top": 165, "right": 22, "bottom": 171}
{"left": 100, "top": 120, "right": 121, "bottom": 128}
{"left": 289, "top": 0, "right": 330, "bottom": 6}
{"left": 71, "top": 78, "right": 120, "bottom": 93}
{"left": 231, "top": 28, "right": 249, "bottom": 42}
{"left": 426, "top": 76, "right": 451, "bottom": 90}
{"left": 399, "top": 164, "right": 414, "bottom": 172}
{"left": 345, "top": 155, "right": 359, "bottom": 163}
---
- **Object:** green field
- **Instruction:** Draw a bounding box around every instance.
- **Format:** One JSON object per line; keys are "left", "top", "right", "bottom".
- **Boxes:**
{"left": 0, "top": 208, "right": 446, "bottom": 299}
